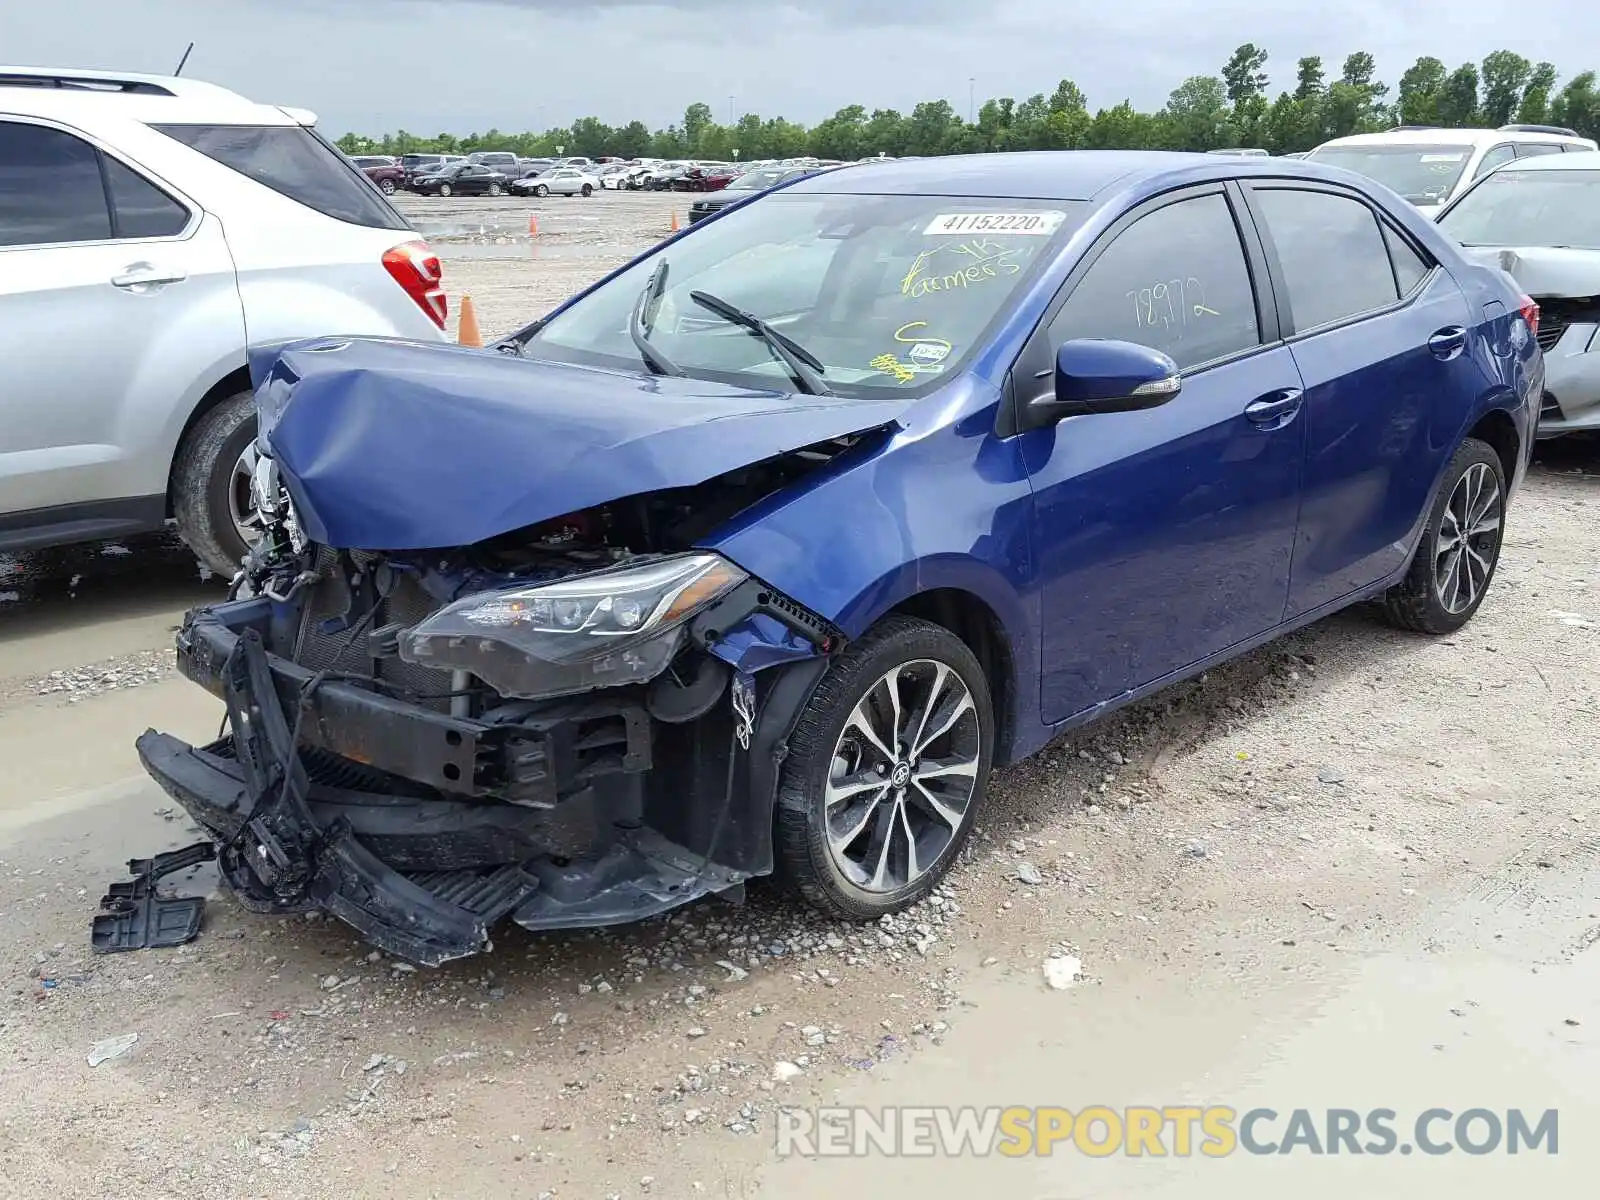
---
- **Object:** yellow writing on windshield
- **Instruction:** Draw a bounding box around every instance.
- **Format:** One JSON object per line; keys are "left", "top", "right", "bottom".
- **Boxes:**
{"left": 869, "top": 353, "right": 918, "bottom": 384}
{"left": 901, "top": 238, "right": 1024, "bottom": 299}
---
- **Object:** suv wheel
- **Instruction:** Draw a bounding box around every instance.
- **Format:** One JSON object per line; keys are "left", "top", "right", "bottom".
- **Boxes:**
{"left": 1380, "top": 437, "right": 1507, "bottom": 635}
{"left": 774, "top": 616, "right": 994, "bottom": 919}
{"left": 379, "top": 178, "right": 397, "bottom": 194}
{"left": 172, "top": 391, "right": 260, "bottom": 578}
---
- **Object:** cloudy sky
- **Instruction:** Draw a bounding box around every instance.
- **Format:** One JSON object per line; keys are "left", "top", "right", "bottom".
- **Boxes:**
{"left": 6, "top": 0, "right": 1594, "bottom": 136}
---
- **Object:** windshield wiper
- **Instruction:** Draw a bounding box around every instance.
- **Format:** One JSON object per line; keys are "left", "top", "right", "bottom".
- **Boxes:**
{"left": 687, "top": 290, "right": 833, "bottom": 396}
{"left": 630, "top": 259, "right": 681, "bottom": 377}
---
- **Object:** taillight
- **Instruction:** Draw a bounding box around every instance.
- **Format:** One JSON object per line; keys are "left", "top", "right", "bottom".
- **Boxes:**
{"left": 1518, "top": 293, "right": 1540, "bottom": 342}
{"left": 382, "top": 240, "right": 447, "bottom": 330}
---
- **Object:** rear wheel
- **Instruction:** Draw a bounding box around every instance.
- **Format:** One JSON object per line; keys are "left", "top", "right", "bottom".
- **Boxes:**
{"left": 378, "top": 178, "right": 397, "bottom": 194}
{"left": 581, "top": 183, "right": 594, "bottom": 197}
{"left": 172, "top": 391, "right": 260, "bottom": 578}
{"left": 488, "top": 182, "right": 503, "bottom": 196}
{"left": 1380, "top": 437, "right": 1507, "bottom": 634}
{"left": 774, "top": 616, "right": 994, "bottom": 920}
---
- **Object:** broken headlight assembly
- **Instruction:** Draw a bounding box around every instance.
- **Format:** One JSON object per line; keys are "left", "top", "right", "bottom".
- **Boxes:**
{"left": 398, "top": 553, "right": 746, "bottom": 701}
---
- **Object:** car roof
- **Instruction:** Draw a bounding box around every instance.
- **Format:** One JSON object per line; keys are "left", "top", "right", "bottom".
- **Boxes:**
{"left": 0, "top": 64, "right": 312, "bottom": 126}
{"left": 1479, "top": 148, "right": 1600, "bottom": 172}
{"left": 782, "top": 149, "right": 1367, "bottom": 201}
{"left": 1315, "top": 127, "right": 1583, "bottom": 150}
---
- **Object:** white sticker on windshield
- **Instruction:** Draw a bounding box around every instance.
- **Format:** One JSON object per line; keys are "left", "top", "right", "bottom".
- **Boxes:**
{"left": 1419, "top": 153, "right": 1467, "bottom": 163}
{"left": 923, "top": 211, "right": 1067, "bottom": 236}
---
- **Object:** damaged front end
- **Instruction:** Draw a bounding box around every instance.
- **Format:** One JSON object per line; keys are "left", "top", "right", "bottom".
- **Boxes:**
{"left": 137, "top": 444, "right": 855, "bottom": 966}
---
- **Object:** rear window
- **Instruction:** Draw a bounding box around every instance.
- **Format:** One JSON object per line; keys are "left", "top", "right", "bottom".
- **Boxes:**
{"left": 153, "top": 124, "right": 408, "bottom": 230}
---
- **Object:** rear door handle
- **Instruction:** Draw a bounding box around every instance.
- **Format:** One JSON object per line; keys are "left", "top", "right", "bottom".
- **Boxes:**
{"left": 1428, "top": 325, "right": 1467, "bottom": 359}
{"left": 111, "top": 263, "right": 187, "bottom": 290}
{"left": 1244, "top": 387, "right": 1303, "bottom": 426}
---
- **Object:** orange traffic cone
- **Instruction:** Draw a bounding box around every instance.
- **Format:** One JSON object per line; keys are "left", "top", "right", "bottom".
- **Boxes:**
{"left": 669, "top": 209, "right": 680, "bottom": 233}
{"left": 528, "top": 213, "right": 539, "bottom": 237}
{"left": 457, "top": 294, "right": 483, "bottom": 348}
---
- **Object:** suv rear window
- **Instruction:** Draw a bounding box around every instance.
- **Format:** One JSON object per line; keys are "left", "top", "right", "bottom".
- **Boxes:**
{"left": 154, "top": 124, "right": 408, "bottom": 230}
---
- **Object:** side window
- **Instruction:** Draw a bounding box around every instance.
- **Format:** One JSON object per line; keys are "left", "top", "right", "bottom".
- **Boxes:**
{"left": 1048, "top": 193, "right": 1261, "bottom": 371}
{"left": 0, "top": 121, "right": 112, "bottom": 247}
{"left": 1254, "top": 188, "right": 1398, "bottom": 332}
{"left": 103, "top": 156, "right": 189, "bottom": 238}
{"left": 1514, "top": 143, "right": 1564, "bottom": 158}
{"left": 1383, "top": 225, "right": 1431, "bottom": 297}
{"left": 1473, "top": 144, "right": 1517, "bottom": 179}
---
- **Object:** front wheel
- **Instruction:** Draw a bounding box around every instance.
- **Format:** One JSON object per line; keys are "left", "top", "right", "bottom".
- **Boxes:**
{"left": 534, "top": 184, "right": 549, "bottom": 197}
{"left": 1380, "top": 437, "right": 1507, "bottom": 634}
{"left": 488, "top": 182, "right": 503, "bottom": 196}
{"left": 438, "top": 182, "right": 453, "bottom": 197}
{"left": 379, "top": 178, "right": 397, "bottom": 194}
{"left": 774, "top": 615, "right": 994, "bottom": 920}
{"left": 581, "top": 183, "right": 593, "bottom": 197}
{"left": 172, "top": 391, "right": 261, "bottom": 578}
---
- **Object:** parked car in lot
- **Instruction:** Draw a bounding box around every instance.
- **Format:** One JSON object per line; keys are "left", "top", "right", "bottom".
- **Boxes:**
{"left": 673, "top": 163, "right": 740, "bottom": 192}
{"left": 509, "top": 166, "right": 600, "bottom": 197}
{"left": 142, "top": 150, "right": 1541, "bottom": 964}
{"left": 688, "top": 165, "right": 818, "bottom": 222}
{"left": 1438, "top": 149, "right": 1600, "bottom": 438}
{"left": 350, "top": 154, "right": 404, "bottom": 194}
{"left": 0, "top": 66, "right": 447, "bottom": 575}
{"left": 1306, "top": 125, "right": 1598, "bottom": 217}
{"left": 467, "top": 150, "right": 520, "bottom": 175}
{"left": 409, "top": 162, "right": 511, "bottom": 196}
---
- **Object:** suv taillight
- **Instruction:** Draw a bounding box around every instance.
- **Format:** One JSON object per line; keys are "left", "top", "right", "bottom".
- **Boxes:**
{"left": 1518, "top": 293, "right": 1540, "bottom": 341}
{"left": 383, "top": 240, "right": 447, "bottom": 329}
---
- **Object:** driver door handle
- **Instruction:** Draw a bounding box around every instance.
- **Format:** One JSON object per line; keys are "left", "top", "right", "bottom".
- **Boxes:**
{"left": 1243, "top": 387, "right": 1303, "bottom": 426}
{"left": 111, "top": 263, "right": 187, "bottom": 290}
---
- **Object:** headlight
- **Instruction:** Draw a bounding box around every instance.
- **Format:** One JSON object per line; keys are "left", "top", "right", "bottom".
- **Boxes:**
{"left": 398, "top": 553, "right": 746, "bottom": 701}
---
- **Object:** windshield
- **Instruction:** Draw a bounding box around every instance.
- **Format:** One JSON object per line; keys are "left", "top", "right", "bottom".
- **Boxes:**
{"left": 1307, "top": 143, "right": 1473, "bottom": 204}
{"left": 525, "top": 192, "right": 1083, "bottom": 396}
{"left": 1439, "top": 169, "right": 1600, "bottom": 249}
{"left": 730, "top": 169, "right": 785, "bottom": 190}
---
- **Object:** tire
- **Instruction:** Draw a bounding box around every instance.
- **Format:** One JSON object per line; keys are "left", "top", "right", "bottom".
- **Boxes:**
{"left": 438, "top": 183, "right": 453, "bottom": 197}
{"left": 1380, "top": 437, "right": 1507, "bottom": 635}
{"left": 488, "top": 183, "right": 503, "bottom": 197}
{"left": 534, "top": 184, "right": 549, "bottom": 197}
{"left": 172, "top": 391, "right": 259, "bottom": 579}
{"left": 581, "top": 184, "right": 593, "bottom": 197}
{"left": 774, "top": 615, "right": 995, "bottom": 920}
{"left": 379, "top": 178, "right": 397, "bottom": 194}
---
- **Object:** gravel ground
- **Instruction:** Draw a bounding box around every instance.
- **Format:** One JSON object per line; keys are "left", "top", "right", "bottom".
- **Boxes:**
{"left": 0, "top": 203, "right": 1597, "bottom": 1198}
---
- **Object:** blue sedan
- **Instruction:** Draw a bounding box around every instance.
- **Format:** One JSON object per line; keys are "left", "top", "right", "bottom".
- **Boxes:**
{"left": 140, "top": 152, "right": 1542, "bottom": 964}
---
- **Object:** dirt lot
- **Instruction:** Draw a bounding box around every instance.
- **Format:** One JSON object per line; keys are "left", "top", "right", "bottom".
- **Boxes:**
{"left": 2, "top": 189, "right": 1598, "bottom": 1198}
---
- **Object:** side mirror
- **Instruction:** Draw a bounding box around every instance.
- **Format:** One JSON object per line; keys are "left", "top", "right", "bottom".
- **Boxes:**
{"left": 1025, "top": 338, "right": 1182, "bottom": 428}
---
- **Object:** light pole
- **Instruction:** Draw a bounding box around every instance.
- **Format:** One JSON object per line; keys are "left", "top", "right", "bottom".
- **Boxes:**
{"left": 969, "top": 77, "right": 976, "bottom": 123}
{"left": 729, "top": 95, "right": 736, "bottom": 126}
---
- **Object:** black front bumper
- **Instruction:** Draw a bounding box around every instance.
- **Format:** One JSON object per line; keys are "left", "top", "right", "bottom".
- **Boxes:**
{"left": 138, "top": 601, "right": 822, "bottom": 965}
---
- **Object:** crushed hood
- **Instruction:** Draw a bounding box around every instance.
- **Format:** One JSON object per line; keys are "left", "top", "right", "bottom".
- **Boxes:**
{"left": 254, "top": 337, "right": 907, "bottom": 550}
{"left": 1459, "top": 245, "right": 1600, "bottom": 298}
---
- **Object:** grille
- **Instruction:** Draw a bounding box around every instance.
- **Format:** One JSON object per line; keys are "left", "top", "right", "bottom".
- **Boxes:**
{"left": 293, "top": 548, "right": 454, "bottom": 710}
{"left": 1536, "top": 316, "right": 1568, "bottom": 353}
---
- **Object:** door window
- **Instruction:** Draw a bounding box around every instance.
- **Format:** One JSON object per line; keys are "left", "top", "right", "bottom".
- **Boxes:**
{"left": 1473, "top": 144, "right": 1517, "bottom": 179}
{"left": 1253, "top": 188, "right": 1399, "bottom": 332}
{"left": 1049, "top": 192, "right": 1261, "bottom": 371}
{"left": 1514, "top": 143, "right": 1565, "bottom": 158}
{"left": 103, "top": 155, "right": 190, "bottom": 238}
{"left": 0, "top": 121, "right": 112, "bottom": 247}
{"left": 1384, "top": 225, "right": 1432, "bottom": 297}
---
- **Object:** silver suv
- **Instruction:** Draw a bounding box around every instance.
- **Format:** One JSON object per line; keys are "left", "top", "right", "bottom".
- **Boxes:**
{"left": 0, "top": 67, "right": 448, "bottom": 575}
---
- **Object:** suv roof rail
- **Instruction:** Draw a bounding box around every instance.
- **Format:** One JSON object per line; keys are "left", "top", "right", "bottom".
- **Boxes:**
{"left": 1392, "top": 124, "right": 1440, "bottom": 131}
{"left": 1498, "top": 123, "right": 1581, "bottom": 136}
{"left": 0, "top": 70, "right": 176, "bottom": 95}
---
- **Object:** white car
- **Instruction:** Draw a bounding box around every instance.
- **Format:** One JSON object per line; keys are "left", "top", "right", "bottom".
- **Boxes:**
{"left": 509, "top": 167, "right": 601, "bottom": 198}
{"left": 0, "top": 66, "right": 448, "bottom": 575}
{"left": 1305, "top": 124, "right": 1598, "bottom": 218}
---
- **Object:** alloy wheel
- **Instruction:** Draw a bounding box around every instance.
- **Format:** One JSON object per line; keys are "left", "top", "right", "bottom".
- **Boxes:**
{"left": 824, "top": 660, "right": 981, "bottom": 893}
{"left": 1433, "top": 461, "right": 1502, "bottom": 614}
{"left": 227, "top": 441, "right": 265, "bottom": 549}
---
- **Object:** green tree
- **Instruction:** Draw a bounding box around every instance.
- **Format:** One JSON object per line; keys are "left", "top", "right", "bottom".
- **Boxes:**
{"left": 1294, "top": 56, "right": 1325, "bottom": 101}
{"left": 1551, "top": 71, "right": 1600, "bottom": 139}
{"left": 1480, "top": 50, "right": 1533, "bottom": 126}
{"left": 613, "top": 120, "right": 653, "bottom": 159}
{"left": 1435, "top": 63, "right": 1482, "bottom": 126}
{"left": 1162, "top": 75, "right": 1231, "bottom": 150}
{"left": 904, "top": 99, "right": 957, "bottom": 156}
{"left": 682, "top": 102, "right": 714, "bottom": 150}
{"left": 1324, "top": 51, "right": 1389, "bottom": 137}
{"left": 1517, "top": 62, "right": 1559, "bottom": 123}
{"left": 1085, "top": 101, "right": 1157, "bottom": 149}
{"left": 1396, "top": 56, "right": 1447, "bottom": 125}
{"left": 863, "top": 109, "right": 908, "bottom": 157}
{"left": 1222, "top": 43, "right": 1270, "bottom": 105}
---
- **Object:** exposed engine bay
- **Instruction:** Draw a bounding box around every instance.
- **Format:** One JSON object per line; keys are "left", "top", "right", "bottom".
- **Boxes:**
{"left": 133, "top": 437, "right": 862, "bottom": 965}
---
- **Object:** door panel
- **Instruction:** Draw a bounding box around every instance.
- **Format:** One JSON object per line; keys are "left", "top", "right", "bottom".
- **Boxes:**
{"left": 1022, "top": 189, "right": 1305, "bottom": 724}
{"left": 1243, "top": 183, "right": 1479, "bottom": 615}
